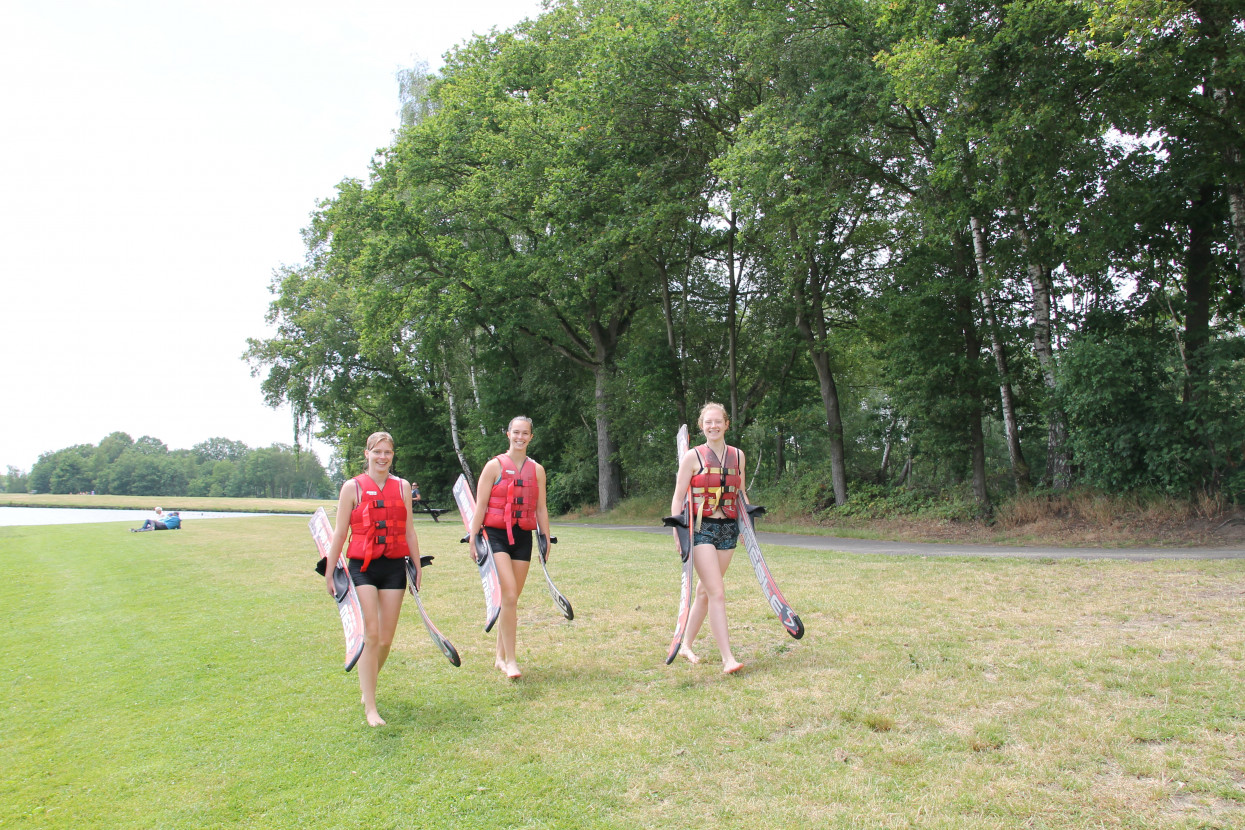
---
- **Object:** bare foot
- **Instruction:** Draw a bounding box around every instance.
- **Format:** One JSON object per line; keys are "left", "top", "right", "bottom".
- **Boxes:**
{"left": 678, "top": 645, "right": 700, "bottom": 664}
{"left": 365, "top": 710, "right": 387, "bottom": 727}
{"left": 495, "top": 657, "right": 507, "bottom": 674}
{"left": 723, "top": 660, "right": 743, "bottom": 675}
{"left": 504, "top": 660, "right": 522, "bottom": 680}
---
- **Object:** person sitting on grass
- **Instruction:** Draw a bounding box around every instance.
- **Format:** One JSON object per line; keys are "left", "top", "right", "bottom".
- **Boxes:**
{"left": 132, "top": 507, "right": 181, "bottom": 532}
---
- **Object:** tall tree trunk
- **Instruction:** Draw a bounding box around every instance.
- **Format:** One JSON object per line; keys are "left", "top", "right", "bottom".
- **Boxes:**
{"left": 1184, "top": 181, "right": 1216, "bottom": 403}
{"left": 806, "top": 349, "right": 848, "bottom": 505}
{"left": 440, "top": 345, "right": 475, "bottom": 480}
{"left": 775, "top": 425, "right": 785, "bottom": 482}
{"left": 1012, "top": 209, "right": 1070, "bottom": 489}
{"left": 1226, "top": 179, "right": 1245, "bottom": 296}
{"left": 1211, "top": 45, "right": 1245, "bottom": 295}
{"left": 957, "top": 233, "right": 991, "bottom": 513}
{"left": 658, "top": 257, "right": 688, "bottom": 427}
{"left": 895, "top": 456, "right": 912, "bottom": 488}
{"left": 468, "top": 339, "right": 487, "bottom": 437}
{"left": 970, "top": 215, "right": 1031, "bottom": 492}
{"left": 726, "top": 210, "right": 740, "bottom": 423}
{"left": 791, "top": 240, "right": 848, "bottom": 506}
{"left": 594, "top": 362, "right": 623, "bottom": 510}
{"left": 444, "top": 380, "right": 473, "bottom": 481}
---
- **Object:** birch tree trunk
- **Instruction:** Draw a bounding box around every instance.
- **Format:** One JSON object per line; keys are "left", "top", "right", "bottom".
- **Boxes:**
{"left": 1227, "top": 178, "right": 1245, "bottom": 293}
{"left": 468, "top": 339, "right": 487, "bottom": 437}
{"left": 1214, "top": 82, "right": 1245, "bottom": 293}
{"left": 1012, "top": 209, "right": 1071, "bottom": 489}
{"left": 970, "top": 215, "right": 1031, "bottom": 491}
{"left": 444, "top": 376, "right": 474, "bottom": 480}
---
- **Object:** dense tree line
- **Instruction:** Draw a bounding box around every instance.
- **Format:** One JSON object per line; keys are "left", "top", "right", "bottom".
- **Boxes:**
{"left": 18, "top": 433, "right": 333, "bottom": 499}
{"left": 248, "top": 0, "right": 1245, "bottom": 515}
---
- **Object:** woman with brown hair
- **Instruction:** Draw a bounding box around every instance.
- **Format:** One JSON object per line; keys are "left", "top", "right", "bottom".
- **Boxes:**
{"left": 324, "top": 432, "right": 423, "bottom": 726}
{"left": 467, "top": 416, "right": 551, "bottom": 680}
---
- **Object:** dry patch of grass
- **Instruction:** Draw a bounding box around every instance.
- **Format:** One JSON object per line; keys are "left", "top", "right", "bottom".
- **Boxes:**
{"left": 800, "top": 491, "right": 1245, "bottom": 549}
{"left": 570, "top": 489, "right": 1245, "bottom": 549}
{"left": 990, "top": 491, "right": 1245, "bottom": 548}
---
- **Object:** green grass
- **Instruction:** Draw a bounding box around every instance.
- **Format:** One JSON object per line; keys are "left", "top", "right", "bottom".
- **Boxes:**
{"left": 2, "top": 517, "right": 1242, "bottom": 829}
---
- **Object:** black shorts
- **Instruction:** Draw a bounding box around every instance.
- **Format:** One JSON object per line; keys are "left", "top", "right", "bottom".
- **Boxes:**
{"left": 484, "top": 525, "right": 533, "bottom": 562}
{"left": 348, "top": 556, "right": 407, "bottom": 590}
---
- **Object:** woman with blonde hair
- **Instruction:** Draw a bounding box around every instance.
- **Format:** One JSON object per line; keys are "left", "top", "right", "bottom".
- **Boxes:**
{"left": 324, "top": 431, "right": 423, "bottom": 726}
{"left": 670, "top": 403, "right": 746, "bottom": 673}
{"left": 468, "top": 416, "right": 551, "bottom": 679}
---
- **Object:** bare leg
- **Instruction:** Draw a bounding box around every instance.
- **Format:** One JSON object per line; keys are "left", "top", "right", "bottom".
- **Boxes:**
{"left": 354, "top": 586, "right": 404, "bottom": 726}
{"left": 493, "top": 552, "right": 531, "bottom": 678}
{"left": 682, "top": 540, "right": 727, "bottom": 661}
{"left": 680, "top": 565, "right": 713, "bottom": 663}
{"left": 374, "top": 589, "right": 404, "bottom": 674}
{"left": 690, "top": 545, "right": 741, "bottom": 673}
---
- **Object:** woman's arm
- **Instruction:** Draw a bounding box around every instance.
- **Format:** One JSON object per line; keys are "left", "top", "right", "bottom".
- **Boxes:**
{"left": 735, "top": 449, "right": 749, "bottom": 505}
{"left": 534, "top": 462, "right": 551, "bottom": 539}
{"left": 325, "top": 480, "right": 357, "bottom": 595}
{"left": 402, "top": 478, "right": 421, "bottom": 589}
{"left": 670, "top": 450, "right": 697, "bottom": 517}
{"left": 469, "top": 458, "right": 500, "bottom": 538}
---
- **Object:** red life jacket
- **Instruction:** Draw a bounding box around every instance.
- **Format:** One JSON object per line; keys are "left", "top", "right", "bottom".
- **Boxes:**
{"left": 689, "top": 444, "right": 742, "bottom": 526}
{"left": 346, "top": 474, "right": 410, "bottom": 571}
{"left": 483, "top": 454, "right": 539, "bottom": 544}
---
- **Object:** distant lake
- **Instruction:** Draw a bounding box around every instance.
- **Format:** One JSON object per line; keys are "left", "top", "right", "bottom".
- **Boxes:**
{"left": 0, "top": 507, "right": 305, "bottom": 527}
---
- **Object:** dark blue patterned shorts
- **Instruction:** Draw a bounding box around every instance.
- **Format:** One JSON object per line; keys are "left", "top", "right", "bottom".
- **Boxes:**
{"left": 693, "top": 516, "right": 739, "bottom": 550}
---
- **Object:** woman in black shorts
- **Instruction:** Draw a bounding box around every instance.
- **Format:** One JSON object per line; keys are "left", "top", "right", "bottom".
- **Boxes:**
{"left": 324, "top": 431, "right": 423, "bottom": 726}
{"left": 670, "top": 403, "right": 745, "bottom": 674}
{"left": 468, "top": 416, "right": 550, "bottom": 679}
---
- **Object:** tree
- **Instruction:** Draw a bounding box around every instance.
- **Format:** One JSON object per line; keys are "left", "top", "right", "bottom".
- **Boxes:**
{"left": 3, "top": 466, "right": 29, "bottom": 494}
{"left": 1077, "top": 0, "right": 1245, "bottom": 295}
{"left": 192, "top": 438, "right": 250, "bottom": 463}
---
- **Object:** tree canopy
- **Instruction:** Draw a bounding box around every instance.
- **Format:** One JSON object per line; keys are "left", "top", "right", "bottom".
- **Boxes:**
{"left": 23, "top": 433, "right": 332, "bottom": 499}
{"left": 248, "top": 0, "right": 1245, "bottom": 514}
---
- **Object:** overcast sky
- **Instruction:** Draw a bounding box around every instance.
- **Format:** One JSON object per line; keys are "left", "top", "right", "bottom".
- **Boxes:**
{"left": 0, "top": 0, "right": 546, "bottom": 471}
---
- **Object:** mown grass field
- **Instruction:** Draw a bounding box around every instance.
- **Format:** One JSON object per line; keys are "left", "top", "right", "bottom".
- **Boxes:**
{"left": 2, "top": 513, "right": 1242, "bottom": 829}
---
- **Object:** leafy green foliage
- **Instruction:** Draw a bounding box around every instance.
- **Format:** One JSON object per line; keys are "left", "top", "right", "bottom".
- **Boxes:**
{"left": 24, "top": 433, "right": 332, "bottom": 498}
{"left": 242, "top": 0, "right": 1245, "bottom": 509}
{"left": 1060, "top": 330, "right": 1245, "bottom": 499}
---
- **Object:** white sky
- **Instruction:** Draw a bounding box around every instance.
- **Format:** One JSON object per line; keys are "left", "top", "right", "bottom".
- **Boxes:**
{"left": 0, "top": 0, "right": 546, "bottom": 472}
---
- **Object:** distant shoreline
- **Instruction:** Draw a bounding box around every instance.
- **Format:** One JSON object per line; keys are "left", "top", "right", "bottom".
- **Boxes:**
{"left": 0, "top": 494, "right": 331, "bottom": 515}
